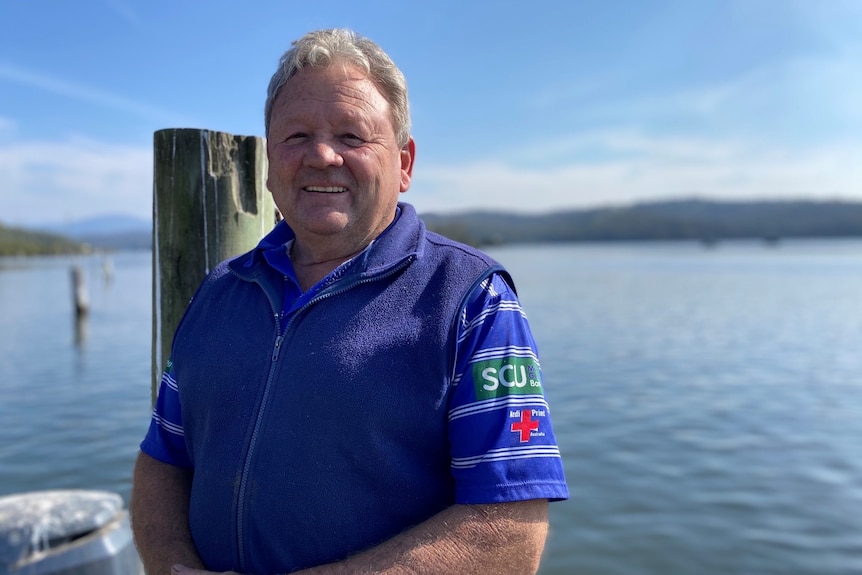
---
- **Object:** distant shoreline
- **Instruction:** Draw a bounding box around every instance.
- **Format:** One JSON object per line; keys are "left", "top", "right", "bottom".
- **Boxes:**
{"left": 3, "top": 199, "right": 862, "bottom": 255}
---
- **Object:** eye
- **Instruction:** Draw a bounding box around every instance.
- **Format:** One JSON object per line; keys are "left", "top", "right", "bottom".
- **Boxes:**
{"left": 282, "top": 132, "right": 307, "bottom": 144}
{"left": 341, "top": 134, "right": 365, "bottom": 146}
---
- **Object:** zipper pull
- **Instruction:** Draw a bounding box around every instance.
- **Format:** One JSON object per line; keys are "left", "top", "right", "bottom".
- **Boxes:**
{"left": 272, "top": 335, "right": 284, "bottom": 362}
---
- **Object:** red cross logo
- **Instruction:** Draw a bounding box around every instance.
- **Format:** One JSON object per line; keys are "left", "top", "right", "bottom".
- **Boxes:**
{"left": 510, "top": 411, "right": 539, "bottom": 443}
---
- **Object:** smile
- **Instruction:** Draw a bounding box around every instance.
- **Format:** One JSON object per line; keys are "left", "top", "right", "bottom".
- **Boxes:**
{"left": 305, "top": 186, "right": 347, "bottom": 193}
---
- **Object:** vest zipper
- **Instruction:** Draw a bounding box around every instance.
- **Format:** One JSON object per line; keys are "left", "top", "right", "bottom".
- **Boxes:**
{"left": 271, "top": 334, "right": 284, "bottom": 362}
{"left": 235, "top": 303, "right": 282, "bottom": 569}
{"left": 234, "top": 255, "right": 415, "bottom": 570}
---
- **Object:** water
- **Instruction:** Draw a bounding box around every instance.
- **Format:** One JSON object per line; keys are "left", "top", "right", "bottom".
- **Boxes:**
{"left": 0, "top": 252, "right": 153, "bottom": 500}
{"left": 2, "top": 240, "right": 862, "bottom": 574}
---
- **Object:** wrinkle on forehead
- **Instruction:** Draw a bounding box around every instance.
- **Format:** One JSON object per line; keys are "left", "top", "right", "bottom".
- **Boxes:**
{"left": 270, "top": 64, "right": 394, "bottom": 136}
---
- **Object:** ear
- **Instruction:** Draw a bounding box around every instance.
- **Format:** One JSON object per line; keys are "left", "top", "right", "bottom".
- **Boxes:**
{"left": 399, "top": 137, "right": 416, "bottom": 193}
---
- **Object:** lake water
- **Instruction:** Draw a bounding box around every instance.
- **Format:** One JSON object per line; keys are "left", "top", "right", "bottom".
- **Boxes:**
{"left": 2, "top": 239, "right": 861, "bottom": 574}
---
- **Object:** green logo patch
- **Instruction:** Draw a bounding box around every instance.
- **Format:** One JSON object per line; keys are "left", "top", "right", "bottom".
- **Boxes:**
{"left": 473, "top": 357, "right": 542, "bottom": 400}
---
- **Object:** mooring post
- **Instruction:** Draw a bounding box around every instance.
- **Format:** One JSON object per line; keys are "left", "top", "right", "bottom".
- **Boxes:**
{"left": 151, "top": 128, "right": 277, "bottom": 403}
{"left": 71, "top": 264, "right": 89, "bottom": 318}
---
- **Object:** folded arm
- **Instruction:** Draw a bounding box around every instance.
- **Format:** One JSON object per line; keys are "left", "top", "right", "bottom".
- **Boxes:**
{"left": 174, "top": 498, "right": 548, "bottom": 575}
{"left": 296, "top": 498, "right": 549, "bottom": 575}
{"left": 130, "top": 451, "right": 206, "bottom": 575}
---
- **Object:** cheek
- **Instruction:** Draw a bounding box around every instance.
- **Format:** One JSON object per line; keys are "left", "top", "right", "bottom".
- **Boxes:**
{"left": 266, "top": 163, "right": 295, "bottom": 200}
{"left": 349, "top": 152, "right": 396, "bottom": 183}
{"left": 265, "top": 164, "right": 280, "bottom": 192}
{"left": 267, "top": 150, "right": 299, "bottom": 180}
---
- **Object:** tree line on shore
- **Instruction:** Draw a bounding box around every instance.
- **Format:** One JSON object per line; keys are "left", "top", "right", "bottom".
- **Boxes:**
{"left": 3, "top": 199, "right": 862, "bottom": 256}
{"left": 0, "top": 224, "right": 93, "bottom": 257}
{"left": 422, "top": 199, "right": 862, "bottom": 247}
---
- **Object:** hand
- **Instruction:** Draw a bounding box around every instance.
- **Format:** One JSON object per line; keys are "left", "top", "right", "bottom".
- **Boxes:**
{"left": 171, "top": 565, "right": 240, "bottom": 575}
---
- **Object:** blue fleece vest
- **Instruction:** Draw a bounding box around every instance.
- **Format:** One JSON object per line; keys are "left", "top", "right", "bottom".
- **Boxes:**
{"left": 171, "top": 204, "right": 508, "bottom": 574}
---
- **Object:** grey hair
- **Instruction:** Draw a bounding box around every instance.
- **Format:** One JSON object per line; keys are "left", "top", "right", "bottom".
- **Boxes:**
{"left": 264, "top": 29, "right": 411, "bottom": 146}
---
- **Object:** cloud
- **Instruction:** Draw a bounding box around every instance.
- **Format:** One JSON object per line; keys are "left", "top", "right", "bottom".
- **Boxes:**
{"left": 0, "top": 117, "right": 16, "bottom": 136}
{"left": 3, "top": 129, "right": 860, "bottom": 229}
{"left": 521, "top": 12, "right": 862, "bottom": 151}
{"left": 0, "top": 136, "right": 152, "bottom": 226}
{"left": 412, "top": 26, "right": 862, "bottom": 216}
{"left": 410, "top": 131, "right": 862, "bottom": 214}
{"left": 0, "top": 62, "right": 190, "bottom": 125}
{"left": 101, "top": 0, "right": 146, "bottom": 31}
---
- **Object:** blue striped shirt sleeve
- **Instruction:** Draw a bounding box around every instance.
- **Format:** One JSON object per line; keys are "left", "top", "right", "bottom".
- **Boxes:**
{"left": 449, "top": 272, "right": 569, "bottom": 503}
{"left": 140, "top": 359, "right": 192, "bottom": 468}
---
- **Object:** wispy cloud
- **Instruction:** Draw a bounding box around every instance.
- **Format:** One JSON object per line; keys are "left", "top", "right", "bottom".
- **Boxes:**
{"left": 0, "top": 62, "right": 190, "bottom": 125}
{"left": 101, "top": 0, "right": 146, "bottom": 31}
{"left": 524, "top": 20, "right": 862, "bottom": 150}
{"left": 0, "top": 137, "right": 152, "bottom": 226}
{"left": 411, "top": 131, "right": 862, "bottom": 214}
{"left": 5, "top": 128, "right": 859, "bottom": 227}
{"left": 0, "top": 117, "right": 16, "bottom": 135}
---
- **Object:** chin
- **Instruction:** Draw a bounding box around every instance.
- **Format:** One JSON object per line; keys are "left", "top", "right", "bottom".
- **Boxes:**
{"left": 298, "top": 213, "right": 352, "bottom": 236}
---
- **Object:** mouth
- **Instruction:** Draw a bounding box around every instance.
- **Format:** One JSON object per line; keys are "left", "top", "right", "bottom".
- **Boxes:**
{"left": 304, "top": 186, "right": 348, "bottom": 193}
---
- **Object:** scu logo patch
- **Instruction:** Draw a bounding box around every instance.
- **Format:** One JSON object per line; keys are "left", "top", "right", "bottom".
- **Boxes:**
{"left": 472, "top": 357, "right": 542, "bottom": 400}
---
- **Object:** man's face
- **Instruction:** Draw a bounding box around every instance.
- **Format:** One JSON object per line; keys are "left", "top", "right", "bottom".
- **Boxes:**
{"left": 266, "top": 63, "right": 414, "bottom": 249}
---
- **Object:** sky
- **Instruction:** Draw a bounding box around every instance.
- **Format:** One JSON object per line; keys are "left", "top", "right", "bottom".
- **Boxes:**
{"left": 1, "top": 0, "right": 861, "bottom": 227}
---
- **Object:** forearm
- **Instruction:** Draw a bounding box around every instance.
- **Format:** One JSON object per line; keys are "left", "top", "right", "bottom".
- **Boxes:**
{"left": 296, "top": 499, "right": 549, "bottom": 575}
{"left": 130, "top": 451, "right": 206, "bottom": 574}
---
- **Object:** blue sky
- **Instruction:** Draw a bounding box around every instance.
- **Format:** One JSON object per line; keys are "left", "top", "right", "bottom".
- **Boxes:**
{"left": 1, "top": 0, "right": 861, "bottom": 227}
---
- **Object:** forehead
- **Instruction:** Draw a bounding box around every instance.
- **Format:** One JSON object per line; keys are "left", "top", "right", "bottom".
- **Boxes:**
{"left": 271, "top": 64, "right": 392, "bottom": 124}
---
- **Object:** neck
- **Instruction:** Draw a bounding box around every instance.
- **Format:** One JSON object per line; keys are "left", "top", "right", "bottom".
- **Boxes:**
{"left": 288, "top": 242, "right": 366, "bottom": 291}
{"left": 289, "top": 242, "right": 365, "bottom": 267}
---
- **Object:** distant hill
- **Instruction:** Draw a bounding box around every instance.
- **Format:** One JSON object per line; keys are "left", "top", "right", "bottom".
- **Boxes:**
{"left": 0, "top": 224, "right": 92, "bottom": 257}
{"left": 37, "top": 215, "right": 152, "bottom": 251}
{"left": 4, "top": 200, "right": 862, "bottom": 256}
{"left": 39, "top": 214, "right": 151, "bottom": 237}
{"left": 1, "top": 215, "right": 151, "bottom": 256}
{"left": 421, "top": 199, "right": 862, "bottom": 246}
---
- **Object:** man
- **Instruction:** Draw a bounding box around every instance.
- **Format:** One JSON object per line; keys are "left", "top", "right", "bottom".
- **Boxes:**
{"left": 131, "top": 29, "right": 568, "bottom": 575}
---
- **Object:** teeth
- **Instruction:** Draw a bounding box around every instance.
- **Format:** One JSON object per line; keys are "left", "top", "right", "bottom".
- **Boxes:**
{"left": 305, "top": 186, "right": 347, "bottom": 193}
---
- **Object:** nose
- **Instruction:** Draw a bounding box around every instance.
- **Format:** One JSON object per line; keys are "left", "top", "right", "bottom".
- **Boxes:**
{"left": 303, "top": 138, "right": 344, "bottom": 169}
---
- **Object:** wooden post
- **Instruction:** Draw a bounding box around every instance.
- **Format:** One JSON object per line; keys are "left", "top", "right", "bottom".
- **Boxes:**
{"left": 71, "top": 264, "right": 89, "bottom": 346}
{"left": 151, "top": 128, "right": 277, "bottom": 403}
{"left": 71, "top": 264, "right": 89, "bottom": 318}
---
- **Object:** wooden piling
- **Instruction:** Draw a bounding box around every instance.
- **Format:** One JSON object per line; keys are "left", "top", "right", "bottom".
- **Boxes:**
{"left": 151, "top": 128, "right": 278, "bottom": 403}
{"left": 71, "top": 264, "right": 89, "bottom": 318}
